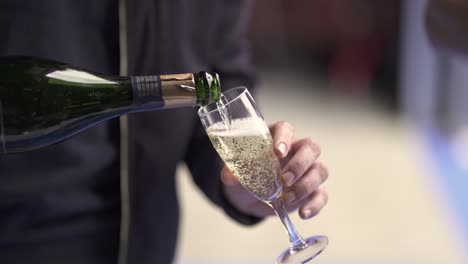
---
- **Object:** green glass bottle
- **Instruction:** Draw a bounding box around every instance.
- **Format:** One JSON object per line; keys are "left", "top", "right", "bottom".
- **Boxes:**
{"left": 0, "top": 56, "right": 221, "bottom": 153}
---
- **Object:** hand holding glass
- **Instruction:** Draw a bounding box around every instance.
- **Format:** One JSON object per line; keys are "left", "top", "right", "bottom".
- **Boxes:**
{"left": 198, "top": 87, "right": 328, "bottom": 263}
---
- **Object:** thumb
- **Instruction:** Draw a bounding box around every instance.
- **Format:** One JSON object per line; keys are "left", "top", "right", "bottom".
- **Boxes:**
{"left": 220, "top": 166, "right": 239, "bottom": 187}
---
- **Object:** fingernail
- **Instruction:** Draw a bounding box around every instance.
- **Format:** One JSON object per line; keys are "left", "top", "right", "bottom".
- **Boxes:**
{"left": 277, "top": 143, "right": 287, "bottom": 157}
{"left": 284, "top": 192, "right": 296, "bottom": 205}
{"left": 283, "top": 171, "right": 294, "bottom": 186}
{"left": 303, "top": 209, "right": 312, "bottom": 218}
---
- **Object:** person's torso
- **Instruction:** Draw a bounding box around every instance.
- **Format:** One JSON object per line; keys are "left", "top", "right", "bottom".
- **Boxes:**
{"left": 0, "top": 0, "right": 224, "bottom": 263}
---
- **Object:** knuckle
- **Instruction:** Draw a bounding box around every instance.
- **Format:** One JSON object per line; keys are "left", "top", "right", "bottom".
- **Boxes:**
{"left": 304, "top": 177, "right": 318, "bottom": 195}
{"left": 291, "top": 159, "right": 307, "bottom": 176}
{"left": 317, "top": 186, "right": 328, "bottom": 205}
{"left": 303, "top": 137, "right": 314, "bottom": 146}
{"left": 270, "top": 122, "right": 280, "bottom": 131}
{"left": 305, "top": 138, "right": 321, "bottom": 154}
{"left": 320, "top": 163, "right": 329, "bottom": 182}
{"left": 295, "top": 175, "right": 320, "bottom": 201}
{"left": 295, "top": 180, "right": 312, "bottom": 199}
{"left": 276, "top": 120, "right": 288, "bottom": 128}
{"left": 300, "top": 138, "right": 320, "bottom": 159}
{"left": 315, "top": 162, "right": 329, "bottom": 182}
{"left": 278, "top": 121, "right": 294, "bottom": 132}
{"left": 322, "top": 191, "right": 329, "bottom": 206}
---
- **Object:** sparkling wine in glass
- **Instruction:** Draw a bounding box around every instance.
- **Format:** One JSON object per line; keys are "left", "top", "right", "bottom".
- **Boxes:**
{"left": 198, "top": 86, "right": 328, "bottom": 264}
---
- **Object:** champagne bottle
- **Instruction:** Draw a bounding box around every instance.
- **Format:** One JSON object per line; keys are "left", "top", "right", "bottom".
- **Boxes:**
{"left": 0, "top": 56, "right": 221, "bottom": 153}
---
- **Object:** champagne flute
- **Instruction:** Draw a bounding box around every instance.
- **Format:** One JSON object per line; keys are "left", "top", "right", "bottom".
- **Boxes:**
{"left": 198, "top": 86, "right": 328, "bottom": 263}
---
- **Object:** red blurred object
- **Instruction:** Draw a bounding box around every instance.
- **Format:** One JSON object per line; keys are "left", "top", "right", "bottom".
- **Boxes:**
{"left": 249, "top": 0, "right": 400, "bottom": 95}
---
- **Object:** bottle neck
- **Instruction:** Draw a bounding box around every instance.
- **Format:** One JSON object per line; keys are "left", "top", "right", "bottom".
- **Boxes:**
{"left": 194, "top": 71, "right": 221, "bottom": 106}
{"left": 130, "top": 73, "right": 197, "bottom": 109}
{"left": 160, "top": 73, "right": 198, "bottom": 107}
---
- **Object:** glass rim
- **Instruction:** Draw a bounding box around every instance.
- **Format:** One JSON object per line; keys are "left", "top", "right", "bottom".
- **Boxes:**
{"left": 197, "top": 86, "right": 248, "bottom": 118}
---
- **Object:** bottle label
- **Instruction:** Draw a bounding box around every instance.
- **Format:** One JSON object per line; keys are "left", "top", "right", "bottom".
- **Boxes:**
{"left": 130, "top": 75, "right": 164, "bottom": 106}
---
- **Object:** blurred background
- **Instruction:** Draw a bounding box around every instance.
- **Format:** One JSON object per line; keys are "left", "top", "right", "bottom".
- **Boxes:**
{"left": 176, "top": 0, "right": 468, "bottom": 263}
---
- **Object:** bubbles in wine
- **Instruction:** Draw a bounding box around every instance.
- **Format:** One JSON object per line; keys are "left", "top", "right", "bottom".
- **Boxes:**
{"left": 207, "top": 117, "right": 282, "bottom": 201}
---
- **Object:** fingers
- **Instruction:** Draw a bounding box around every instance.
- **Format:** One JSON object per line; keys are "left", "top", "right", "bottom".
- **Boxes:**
{"left": 223, "top": 120, "right": 329, "bottom": 219}
{"left": 281, "top": 138, "right": 321, "bottom": 187}
{"left": 282, "top": 161, "right": 328, "bottom": 206}
{"left": 298, "top": 186, "right": 328, "bottom": 219}
{"left": 270, "top": 121, "right": 295, "bottom": 158}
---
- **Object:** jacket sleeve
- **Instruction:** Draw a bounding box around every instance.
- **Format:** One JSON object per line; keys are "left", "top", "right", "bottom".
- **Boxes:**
{"left": 425, "top": 0, "right": 468, "bottom": 57}
{"left": 211, "top": 0, "right": 257, "bottom": 92}
{"left": 183, "top": 0, "right": 262, "bottom": 225}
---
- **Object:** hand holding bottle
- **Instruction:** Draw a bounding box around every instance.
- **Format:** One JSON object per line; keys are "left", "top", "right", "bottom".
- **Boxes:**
{"left": 220, "top": 121, "right": 329, "bottom": 219}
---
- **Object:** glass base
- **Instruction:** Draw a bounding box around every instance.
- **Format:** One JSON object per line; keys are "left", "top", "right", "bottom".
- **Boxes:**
{"left": 276, "top": 235, "right": 328, "bottom": 264}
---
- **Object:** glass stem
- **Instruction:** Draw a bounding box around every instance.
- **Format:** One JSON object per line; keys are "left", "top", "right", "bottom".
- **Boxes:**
{"left": 268, "top": 197, "right": 307, "bottom": 252}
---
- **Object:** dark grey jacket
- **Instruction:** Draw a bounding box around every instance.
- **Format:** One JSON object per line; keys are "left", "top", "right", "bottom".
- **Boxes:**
{"left": 0, "top": 0, "right": 257, "bottom": 263}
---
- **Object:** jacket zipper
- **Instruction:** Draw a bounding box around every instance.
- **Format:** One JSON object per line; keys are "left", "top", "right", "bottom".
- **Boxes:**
{"left": 118, "top": 0, "right": 130, "bottom": 263}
